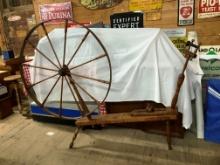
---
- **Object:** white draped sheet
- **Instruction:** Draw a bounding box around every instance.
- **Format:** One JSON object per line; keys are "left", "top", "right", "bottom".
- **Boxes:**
{"left": 30, "top": 28, "right": 203, "bottom": 129}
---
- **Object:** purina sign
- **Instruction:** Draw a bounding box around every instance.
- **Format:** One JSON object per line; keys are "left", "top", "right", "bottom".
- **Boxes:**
{"left": 39, "top": 2, "right": 73, "bottom": 22}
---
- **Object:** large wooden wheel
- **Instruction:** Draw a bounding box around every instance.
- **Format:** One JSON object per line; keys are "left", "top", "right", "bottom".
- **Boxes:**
{"left": 20, "top": 19, "right": 112, "bottom": 119}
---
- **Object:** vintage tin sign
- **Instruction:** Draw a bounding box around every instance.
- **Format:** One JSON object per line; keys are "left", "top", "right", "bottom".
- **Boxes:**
{"left": 199, "top": 45, "right": 220, "bottom": 56}
{"left": 110, "top": 12, "right": 144, "bottom": 28}
{"left": 178, "top": 0, "right": 195, "bottom": 26}
{"left": 199, "top": 45, "right": 220, "bottom": 75}
{"left": 39, "top": 2, "right": 73, "bottom": 22}
{"left": 80, "top": 0, "right": 122, "bottom": 10}
{"left": 129, "top": 0, "right": 163, "bottom": 12}
{"left": 198, "top": 0, "right": 220, "bottom": 18}
{"left": 163, "top": 28, "right": 187, "bottom": 54}
{"left": 200, "top": 59, "right": 220, "bottom": 76}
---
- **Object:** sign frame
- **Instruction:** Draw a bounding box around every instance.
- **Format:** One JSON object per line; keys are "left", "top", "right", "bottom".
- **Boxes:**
{"left": 110, "top": 11, "right": 144, "bottom": 28}
{"left": 177, "top": 0, "right": 195, "bottom": 26}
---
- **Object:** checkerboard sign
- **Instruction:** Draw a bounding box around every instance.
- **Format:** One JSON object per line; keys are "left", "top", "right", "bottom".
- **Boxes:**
{"left": 22, "top": 62, "right": 31, "bottom": 96}
{"left": 99, "top": 102, "right": 107, "bottom": 115}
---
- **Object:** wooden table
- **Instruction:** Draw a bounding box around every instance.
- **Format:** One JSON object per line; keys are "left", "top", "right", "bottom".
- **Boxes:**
{"left": 0, "top": 70, "right": 10, "bottom": 84}
{"left": 3, "top": 56, "right": 33, "bottom": 75}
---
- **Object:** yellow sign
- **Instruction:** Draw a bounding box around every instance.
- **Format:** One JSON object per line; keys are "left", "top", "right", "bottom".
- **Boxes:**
{"left": 129, "top": 0, "right": 163, "bottom": 12}
{"left": 170, "top": 37, "right": 187, "bottom": 54}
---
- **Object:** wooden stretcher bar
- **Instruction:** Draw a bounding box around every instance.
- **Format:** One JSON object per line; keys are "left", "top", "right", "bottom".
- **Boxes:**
{"left": 76, "top": 107, "right": 178, "bottom": 126}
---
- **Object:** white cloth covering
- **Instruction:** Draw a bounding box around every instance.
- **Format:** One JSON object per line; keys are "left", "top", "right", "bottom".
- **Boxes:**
{"left": 30, "top": 28, "right": 204, "bottom": 129}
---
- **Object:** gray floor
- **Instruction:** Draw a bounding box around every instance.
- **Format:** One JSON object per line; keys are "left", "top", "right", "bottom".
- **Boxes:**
{"left": 0, "top": 112, "right": 220, "bottom": 165}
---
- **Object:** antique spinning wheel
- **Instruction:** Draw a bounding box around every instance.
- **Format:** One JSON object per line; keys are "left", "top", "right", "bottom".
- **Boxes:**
{"left": 20, "top": 19, "right": 112, "bottom": 119}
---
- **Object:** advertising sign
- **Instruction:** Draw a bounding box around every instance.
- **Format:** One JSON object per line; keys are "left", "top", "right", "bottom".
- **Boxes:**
{"left": 129, "top": 0, "right": 163, "bottom": 12}
{"left": 163, "top": 28, "right": 187, "bottom": 54}
{"left": 178, "top": 0, "right": 195, "bottom": 26}
{"left": 80, "top": 0, "right": 122, "bottom": 10}
{"left": 39, "top": 2, "right": 73, "bottom": 22}
{"left": 110, "top": 12, "right": 144, "bottom": 28}
{"left": 200, "top": 59, "right": 220, "bottom": 75}
{"left": 163, "top": 28, "right": 186, "bottom": 37}
{"left": 199, "top": 45, "right": 220, "bottom": 56}
{"left": 198, "top": 0, "right": 220, "bottom": 18}
{"left": 199, "top": 45, "right": 220, "bottom": 76}
{"left": 129, "top": 0, "right": 163, "bottom": 20}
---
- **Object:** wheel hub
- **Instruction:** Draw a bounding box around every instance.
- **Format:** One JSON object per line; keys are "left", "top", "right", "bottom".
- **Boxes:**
{"left": 59, "top": 65, "right": 70, "bottom": 76}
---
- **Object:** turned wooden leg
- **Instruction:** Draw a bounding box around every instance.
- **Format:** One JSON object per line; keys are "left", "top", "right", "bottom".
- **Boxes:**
{"left": 166, "top": 120, "right": 172, "bottom": 150}
{"left": 11, "top": 83, "right": 22, "bottom": 113}
{"left": 69, "top": 127, "right": 80, "bottom": 149}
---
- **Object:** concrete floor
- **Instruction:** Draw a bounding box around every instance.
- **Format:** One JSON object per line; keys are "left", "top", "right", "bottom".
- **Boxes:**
{"left": 0, "top": 112, "right": 220, "bottom": 165}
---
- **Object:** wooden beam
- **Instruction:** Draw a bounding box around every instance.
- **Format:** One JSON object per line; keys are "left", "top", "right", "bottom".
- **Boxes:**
{"left": 76, "top": 109, "right": 177, "bottom": 126}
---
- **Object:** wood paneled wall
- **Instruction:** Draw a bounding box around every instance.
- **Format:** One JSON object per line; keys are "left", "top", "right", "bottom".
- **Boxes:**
{"left": 24, "top": 0, "right": 220, "bottom": 45}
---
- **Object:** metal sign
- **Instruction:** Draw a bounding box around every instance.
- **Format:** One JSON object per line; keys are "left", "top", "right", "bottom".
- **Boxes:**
{"left": 199, "top": 45, "right": 220, "bottom": 56}
{"left": 39, "top": 2, "right": 73, "bottom": 22}
{"left": 80, "top": 0, "right": 122, "bottom": 10}
{"left": 198, "top": 0, "right": 220, "bottom": 18}
{"left": 110, "top": 12, "right": 144, "bottom": 28}
{"left": 200, "top": 59, "right": 220, "bottom": 76}
{"left": 178, "top": 0, "right": 195, "bottom": 26}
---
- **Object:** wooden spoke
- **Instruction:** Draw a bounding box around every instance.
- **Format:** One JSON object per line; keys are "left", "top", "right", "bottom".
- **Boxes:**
{"left": 71, "top": 73, "right": 109, "bottom": 84}
{"left": 42, "top": 76, "right": 61, "bottom": 106}
{"left": 63, "top": 19, "right": 68, "bottom": 66}
{"left": 28, "top": 73, "right": 59, "bottom": 89}
{"left": 27, "top": 40, "right": 59, "bottom": 69}
{"left": 41, "top": 23, "right": 62, "bottom": 68}
{"left": 70, "top": 54, "right": 106, "bottom": 70}
{"left": 23, "top": 63, "right": 58, "bottom": 72}
{"left": 59, "top": 76, "right": 64, "bottom": 117}
{"left": 67, "top": 30, "right": 90, "bottom": 66}
{"left": 73, "top": 79, "right": 99, "bottom": 104}
{"left": 64, "top": 76, "right": 85, "bottom": 115}
{"left": 68, "top": 76, "right": 90, "bottom": 115}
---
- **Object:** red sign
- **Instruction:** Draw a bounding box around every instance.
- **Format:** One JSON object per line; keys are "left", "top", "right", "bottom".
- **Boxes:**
{"left": 178, "top": 0, "right": 195, "bottom": 26}
{"left": 198, "top": 0, "right": 220, "bottom": 18}
{"left": 39, "top": 2, "right": 73, "bottom": 22}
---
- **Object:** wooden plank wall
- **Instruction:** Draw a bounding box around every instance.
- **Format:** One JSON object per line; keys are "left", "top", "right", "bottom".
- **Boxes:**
{"left": 0, "top": 13, "right": 6, "bottom": 51}
{"left": 21, "top": 0, "right": 220, "bottom": 45}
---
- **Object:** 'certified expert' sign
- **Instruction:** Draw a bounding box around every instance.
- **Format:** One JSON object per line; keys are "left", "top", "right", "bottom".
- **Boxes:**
{"left": 110, "top": 12, "right": 144, "bottom": 28}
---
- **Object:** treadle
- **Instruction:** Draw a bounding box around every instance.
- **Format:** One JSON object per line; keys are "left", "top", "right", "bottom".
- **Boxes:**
{"left": 76, "top": 107, "right": 178, "bottom": 126}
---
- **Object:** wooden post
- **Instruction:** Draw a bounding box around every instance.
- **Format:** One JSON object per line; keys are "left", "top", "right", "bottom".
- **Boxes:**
{"left": 69, "top": 127, "right": 81, "bottom": 149}
{"left": 0, "top": 12, "right": 8, "bottom": 51}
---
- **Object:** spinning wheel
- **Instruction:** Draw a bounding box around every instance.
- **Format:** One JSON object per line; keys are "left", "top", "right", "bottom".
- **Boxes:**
{"left": 20, "top": 19, "right": 112, "bottom": 119}
{"left": 20, "top": 20, "right": 200, "bottom": 150}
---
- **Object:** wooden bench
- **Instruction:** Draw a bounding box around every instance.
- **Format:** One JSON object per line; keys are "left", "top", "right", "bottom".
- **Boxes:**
{"left": 72, "top": 107, "right": 177, "bottom": 150}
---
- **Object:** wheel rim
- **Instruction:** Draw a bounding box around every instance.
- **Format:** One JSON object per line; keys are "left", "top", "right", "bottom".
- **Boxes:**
{"left": 20, "top": 18, "right": 112, "bottom": 119}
